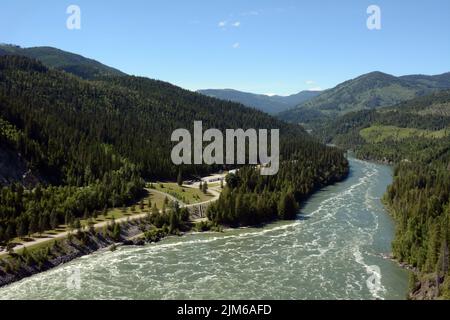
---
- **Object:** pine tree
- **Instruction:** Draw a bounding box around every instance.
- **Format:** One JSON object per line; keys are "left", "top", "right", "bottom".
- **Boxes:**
{"left": 29, "top": 215, "right": 38, "bottom": 235}
{"left": 152, "top": 203, "right": 159, "bottom": 216}
{"left": 74, "top": 219, "right": 82, "bottom": 232}
{"left": 112, "top": 223, "right": 121, "bottom": 241}
{"left": 177, "top": 169, "right": 183, "bottom": 186}
{"left": 0, "top": 226, "right": 5, "bottom": 243}
{"left": 83, "top": 208, "right": 89, "bottom": 220}
{"left": 169, "top": 210, "right": 179, "bottom": 234}
{"left": 50, "top": 210, "right": 59, "bottom": 230}
{"left": 16, "top": 219, "right": 28, "bottom": 238}
{"left": 277, "top": 192, "right": 298, "bottom": 220}
{"left": 38, "top": 215, "right": 48, "bottom": 234}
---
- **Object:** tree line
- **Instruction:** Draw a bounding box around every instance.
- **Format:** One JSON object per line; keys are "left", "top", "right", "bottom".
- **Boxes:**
{"left": 207, "top": 145, "right": 349, "bottom": 226}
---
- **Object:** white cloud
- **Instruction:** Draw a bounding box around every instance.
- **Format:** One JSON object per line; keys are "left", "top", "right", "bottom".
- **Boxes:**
{"left": 265, "top": 93, "right": 276, "bottom": 96}
{"left": 232, "top": 42, "right": 240, "bottom": 49}
{"left": 232, "top": 21, "right": 241, "bottom": 27}
{"left": 218, "top": 21, "right": 227, "bottom": 27}
{"left": 305, "top": 80, "right": 316, "bottom": 85}
{"left": 308, "top": 87, "right": 322, "bottom": 91}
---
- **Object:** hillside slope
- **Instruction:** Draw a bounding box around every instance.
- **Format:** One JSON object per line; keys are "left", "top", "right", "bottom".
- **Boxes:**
{"left": 278, "top": 71, "right": 450, "bottom": 124}
{"left": 0, "top": 55, "right": 314, "bottom": 182}
{"left": 0, "top": 44, "right": 125, "bottom": 79}
{"left": 320, "top": 89, "right": 450, "bottom": 156}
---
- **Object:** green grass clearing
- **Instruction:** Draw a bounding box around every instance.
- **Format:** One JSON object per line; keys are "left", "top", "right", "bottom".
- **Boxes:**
{"left": 360, "top": 125, "right": 450, "bottom": 143}
{"left": 150, "top": 182, "right": 214, "bottom": 204}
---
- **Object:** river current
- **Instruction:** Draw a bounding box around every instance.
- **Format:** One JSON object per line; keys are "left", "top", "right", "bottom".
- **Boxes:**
{"left": 0, "top": 158, "right": 409, "bottom": 300}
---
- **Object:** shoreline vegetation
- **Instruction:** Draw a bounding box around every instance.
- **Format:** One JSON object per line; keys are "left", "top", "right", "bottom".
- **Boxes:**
{"left": 0, "top": 180, "right": 223, "bottom": 288}
{"left": 0, "top": 155, "right": 349, "bottom": 288}
{"left": 319, "top": 92, "right": 450, "bottom": 300}
{"left": 343, "top": 152, "right": 449, "bottom": 300}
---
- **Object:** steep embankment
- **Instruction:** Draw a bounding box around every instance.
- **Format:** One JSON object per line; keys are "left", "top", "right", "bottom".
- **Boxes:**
{"left": 0, "top": 220, "right": 148, "bottom": 288}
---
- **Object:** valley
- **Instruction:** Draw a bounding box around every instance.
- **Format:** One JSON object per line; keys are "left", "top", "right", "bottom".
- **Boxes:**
{"left": 1, "top": 0, "right": 450, "bottom": 307}
{"left": 0, "top": 47, "right": 348, "bottom": 290}
{"left": 0, "top": 158, "right": 410, "bottom": 300}
{"left": 0, "top": 43, "right": 448, "bottom": 300}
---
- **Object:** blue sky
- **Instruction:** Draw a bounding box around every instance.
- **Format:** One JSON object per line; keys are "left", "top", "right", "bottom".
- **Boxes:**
{"left": 1, "top": 0, "right": 450, "bottom": 95}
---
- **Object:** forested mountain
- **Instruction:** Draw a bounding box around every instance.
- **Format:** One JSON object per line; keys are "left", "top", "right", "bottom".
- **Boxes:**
{"left": 0, "top": 54, "right": 348, "bottom": 245}
{"left": 198, "top": 88, "right": 320, "bottom": 114}
{"left": 319, "top": 89, "right": 450, "bottom": 155}
{"left": 0, "top": 44, "right": 125, "bottom": 79}
{"left": 319, "top": 91, "right": 450, "bottom": 299}
{"left": 278, "top": 71, "right": 450, "bottom": 124}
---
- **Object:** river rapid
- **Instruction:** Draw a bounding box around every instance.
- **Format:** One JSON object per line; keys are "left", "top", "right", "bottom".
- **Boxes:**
{"left": 0, "top": 158, "right": 409, "bottom": 300}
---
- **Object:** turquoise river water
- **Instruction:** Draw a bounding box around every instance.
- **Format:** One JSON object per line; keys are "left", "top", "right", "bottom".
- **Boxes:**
{"left": 0, "top": 158, "right": 409, "bottom": 299}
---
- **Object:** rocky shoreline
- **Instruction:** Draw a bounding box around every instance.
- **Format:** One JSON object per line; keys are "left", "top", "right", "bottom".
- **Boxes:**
{"left": 0, "top": 220, "right": 150, "bottom": 288}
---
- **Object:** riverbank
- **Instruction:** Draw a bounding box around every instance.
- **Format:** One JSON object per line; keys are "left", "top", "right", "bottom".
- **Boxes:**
{"left": 382, "top": 199, "right": 447, "bottom": 300}
{"left": 0, "top": 157, "right": 409, "bottom": 300}
{"left": 0, "top": 184, "right": 221, "bottom": 257}
{"left": 346, "top": 152, "right": 449, "bottom": 300}
{"left": 0, "top": 163, "right": 349, "bottom": 290}
{"left": 0, "top": 179, "right": 224, "bottom": 288}
{"left": 0, "top": 218, "right": 149, "bottom": 288}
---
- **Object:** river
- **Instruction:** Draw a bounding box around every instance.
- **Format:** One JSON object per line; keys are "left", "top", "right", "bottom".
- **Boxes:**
{"left": 0, "top": 158, "right": 409, "bottom": 300}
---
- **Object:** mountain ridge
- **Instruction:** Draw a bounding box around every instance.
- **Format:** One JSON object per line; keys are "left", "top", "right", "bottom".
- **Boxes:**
{"left": 198, "top": 88, "right": 321, "bottom": 114}
{"left": 0, "top": 44, "right": 126, "bottom": 79}
{"left": 278, "top": 70, "right": 450, "bottom": 124}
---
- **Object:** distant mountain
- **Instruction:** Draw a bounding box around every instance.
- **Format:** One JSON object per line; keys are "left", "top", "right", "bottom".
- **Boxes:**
{"left": 319, "top": 89, "right": 450, "bottom": 158}
{"left": 278, "top": 71, "right": 450, "bottom": 124}
{"left": 197, "top": 89, "right": 321, "bottom": 114}
{"left": 0, "top": 44, "right": 126, "bottom": 79}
